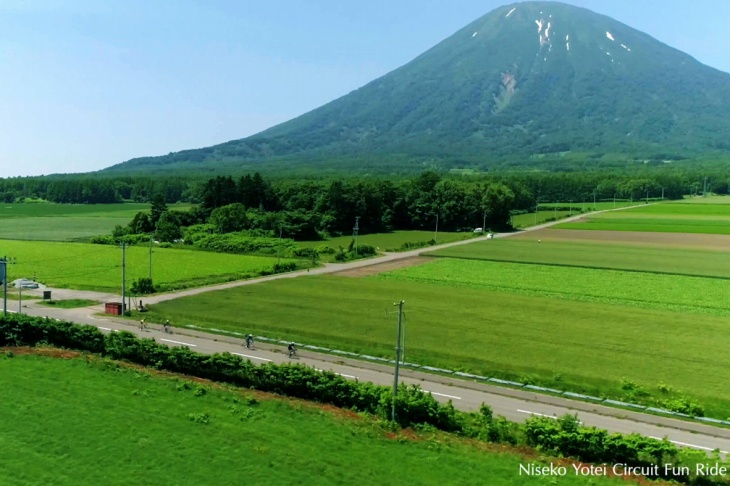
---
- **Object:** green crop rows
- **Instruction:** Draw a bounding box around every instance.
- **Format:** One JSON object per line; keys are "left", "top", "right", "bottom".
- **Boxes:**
{"left": 554, "top": 200, "right": 730, "bottom": 234}
{"left": 381, "top": 258, "right": 730, "bottom": 316}
{"left": 426, "top": 238, "right": 730, "bottom": 278}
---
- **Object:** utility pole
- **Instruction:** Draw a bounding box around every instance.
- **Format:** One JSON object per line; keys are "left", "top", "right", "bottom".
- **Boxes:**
{"left": 149, "top": 233, "right": 154, "bottom": 283}
{"left": 277, "top": 224, "right": 283, "bottom": 265}
{"left": 392, "top": 300, "right": 405, "bottom": 422}
{"left": 569, "top": 201, "right": 573, "bottom": 216}
{"left": 593, "top": 190, "right": 597, "bottom": 211}
{"left": 646, "top": 189, "right": 649, "bottom": 204}
{"left": 434, "top": 214, "right": 439, "bottom": 242}
{"left": 703, "top": 176, "right": 708, "bottom": 197}
{"left": 661, "top": 187, "right": 665, "bottom": 200}
{"left": 121, "top": 242, "right": 127, "bottom": 315}
{"left": 353, "top": 216, "right": 360, "bottom": 255}
{"left": 1, "top": 256, "right": 7, "bottom": 317}
{"left": 482, "top": 209, "right": 487, "bottom": 233}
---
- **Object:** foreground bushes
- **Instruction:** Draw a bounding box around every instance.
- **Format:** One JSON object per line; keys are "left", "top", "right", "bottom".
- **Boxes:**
{"left": 1, "top": 314, "right": 727, "bottom": 484}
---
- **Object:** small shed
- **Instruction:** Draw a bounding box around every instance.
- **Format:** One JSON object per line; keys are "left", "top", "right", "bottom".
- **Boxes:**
{"left": 105, "top": 302, "right": 123, "bottom": 315}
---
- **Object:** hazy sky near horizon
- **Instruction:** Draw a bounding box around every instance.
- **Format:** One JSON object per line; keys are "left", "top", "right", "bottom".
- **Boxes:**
{"left": 2, "top": 0, "right": 729, "bottom": 177}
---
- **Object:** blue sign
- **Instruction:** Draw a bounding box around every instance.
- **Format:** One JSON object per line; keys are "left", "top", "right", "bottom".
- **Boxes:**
{"left": 0, "top": 261, "right": 4, "bottom": 282}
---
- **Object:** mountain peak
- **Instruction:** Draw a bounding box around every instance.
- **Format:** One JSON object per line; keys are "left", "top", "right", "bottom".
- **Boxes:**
{"left": 105, "top": 2, "right": 730, "bottom": 174}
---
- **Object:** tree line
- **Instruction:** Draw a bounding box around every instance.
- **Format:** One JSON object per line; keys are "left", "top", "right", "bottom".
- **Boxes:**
{"left": 1, "top": 169, "right": 729, "bottom": 236}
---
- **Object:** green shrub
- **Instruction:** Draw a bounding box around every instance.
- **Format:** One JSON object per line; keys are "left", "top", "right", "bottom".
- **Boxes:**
{"left": 131, "top": 277, "right": 156, "bottom": 295}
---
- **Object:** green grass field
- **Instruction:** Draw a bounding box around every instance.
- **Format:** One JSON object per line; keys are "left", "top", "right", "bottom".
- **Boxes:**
{"left": 381, "top": 258, "right": 730, "bottom": 316}
{"left": 143, "top": 266, "right": 730, "bottom": 419}
{"left": 0, "top": 203, "right": 190, "bottom": 241}
{"left": 0, "top": 352, "right": 617, "bottom": 486}
{"left": 511, "top": 210, "right": 572, "bottom": 229}
{"left": 537, "top": 201, "right": 644, "bottom": 211}
{"left": 427, "top": 238, "right": 730, "bottom": 278}
{"left": 297, "top": 231, "right": 473, "bottom": 252}
{"left": 555, "top": 200, "right": 730, "bottom": 234}
{"left": 0, "top": 239, "right": 294, "bottom": 292}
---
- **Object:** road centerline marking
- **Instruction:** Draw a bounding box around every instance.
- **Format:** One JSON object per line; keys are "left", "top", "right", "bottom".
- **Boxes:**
{"left": 159, "top": 338, "right": 196, "bottom": 347}
{"left": 426, "top": 391, "right": 462, "bottom": 400}
{"left": 517, "top": 409, "right": 557, "bottom": 419}
{"left": 233, "top": 352, "right": 272, "bottom": 362}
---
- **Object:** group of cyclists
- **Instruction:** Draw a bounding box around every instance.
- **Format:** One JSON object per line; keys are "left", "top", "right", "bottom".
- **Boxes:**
{"left": 139, "top": 319, "right": 173, "bottom": 334}
{"left": 138, "top": 320, "right": 297, "bottom": 357}
{"left": 246, "top": 333, "right": 298, "bottom": 357}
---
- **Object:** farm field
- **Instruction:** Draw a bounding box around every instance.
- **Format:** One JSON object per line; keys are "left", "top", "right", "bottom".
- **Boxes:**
{"left": 0, "top": 239, "right": 294, "bottom": 292}
{"left": 537, "top": 200, "right": 644, "bottom": 211}
{"left": 381, "top": 258, "right": 730, "bottom": 316}
{"left": 554, "top": 199, "right": 730, "bottom": 234}
{"left": 511, "top": 210, "right": 572, "bottom": 229}
{"left": 144, "top": 269, "right": 730, "bottom": 419}
{"left": 0, "top": 203, "right": 190, "bottom": 241}
{"left": 0, "top": 352, "right": 620, "bottom": 486}
{"left": 427, "top": 238, "right": 730, "bottom": 278}
{"left": 297, "top": 230, "right": 473, "bottom": 252}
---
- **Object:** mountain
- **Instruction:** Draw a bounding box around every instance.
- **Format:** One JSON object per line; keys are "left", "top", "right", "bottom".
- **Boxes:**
{"left": 103, "top": 1, "right": 730, "bottom": 174}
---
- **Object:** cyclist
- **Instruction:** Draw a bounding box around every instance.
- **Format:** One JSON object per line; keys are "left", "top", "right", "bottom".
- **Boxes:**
{"left": 163, "top": 320, "right": 171, "bottom": 334}
{"left": 139, "top": 318, "right": 146, "bottom": 330}
{"left": 287, "top": 342, "right": 297, "bottom": 358}
{"left": 245, "top": 334, "right": 254, "bottom": 349}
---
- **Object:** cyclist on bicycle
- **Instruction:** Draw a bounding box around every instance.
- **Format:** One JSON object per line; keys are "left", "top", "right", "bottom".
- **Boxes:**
{"left": 246, "top": 334, "right": 254, "bottom": 349}
{"left": 287, "top": 342, "right": 297, "bottom": 357}
{"left": 139, "top": 319, "right": 146, "bottom": 330}
{"left": 163, "top": 320, "right": 171, "bottom": 334}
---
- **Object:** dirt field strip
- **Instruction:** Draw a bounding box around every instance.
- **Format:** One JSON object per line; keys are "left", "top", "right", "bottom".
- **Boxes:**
{"left": 515, "top": 228, "right": 730, "bottom": 251}
{"left": 334, "top": 256, "right": 434, "bottom": 277}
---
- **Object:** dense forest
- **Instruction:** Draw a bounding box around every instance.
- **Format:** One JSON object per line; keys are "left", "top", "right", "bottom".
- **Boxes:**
{"left": 0, "top": 166, "right": 727, "bottom": 241}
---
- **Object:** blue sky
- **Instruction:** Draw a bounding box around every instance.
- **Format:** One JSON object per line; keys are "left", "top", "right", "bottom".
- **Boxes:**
{"left": 2, "top": 0, "right": 729, "bottom": 177}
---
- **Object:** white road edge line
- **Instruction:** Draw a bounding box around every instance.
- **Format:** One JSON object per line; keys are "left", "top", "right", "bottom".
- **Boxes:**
{"left": 650, "top": 437, "right": 728, "bottom": 454}
{"left": 98, "top": 327, "right": 112, "bottom": 331}
{"left": 427, "top": 391, "right": 462, "bottom": 400}
{"left": 159, "top": 338, "right": 196, "bottom": 347}
{"left": 233, "top": 352, "right": 272, "bottom": 362}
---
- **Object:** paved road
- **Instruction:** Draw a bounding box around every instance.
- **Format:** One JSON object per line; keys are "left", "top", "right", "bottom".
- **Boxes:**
{"left": 15, "top": 308, "right": 730, "bottom": 455}
{"left": 16, "top": 203, "right": 725, "bottom": 453}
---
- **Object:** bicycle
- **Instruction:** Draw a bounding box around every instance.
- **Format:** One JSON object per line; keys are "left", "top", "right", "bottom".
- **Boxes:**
{"left": 245, "top": 337, "right": 255, "bottom": 349}
{"left": 287, "top": 347, "right": 298, "bottom": 358}
{"left": 163, "top": 325, "right": 173, "bottom": 334}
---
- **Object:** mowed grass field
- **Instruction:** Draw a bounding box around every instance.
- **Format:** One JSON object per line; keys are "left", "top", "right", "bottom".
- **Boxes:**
{"left": 0, "top": 203, "right": 190, "bottom": 241}
{"left": 144, "top": 262, "right": 730, "bottom": 419}
{"left": 297, "top": 230, "right": 472, "bottom": 252}
{"left": 0, "top": 352, "right": 618, "bottom": 486}
{"left": 0, "top": 239, "right": 293, "bottom": 292}
{"left": 427, "top": 238, "right": 730, "bottom": 278}
{"left": 555, "top": 198, "right": 730, "bottom": 234}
